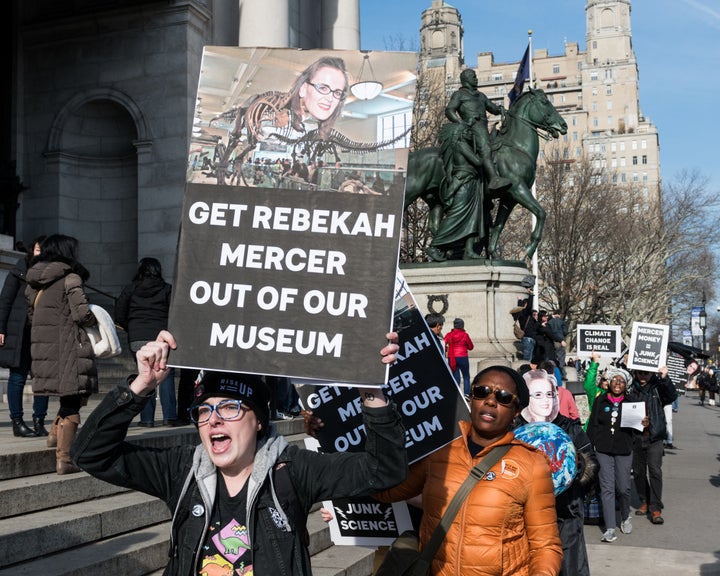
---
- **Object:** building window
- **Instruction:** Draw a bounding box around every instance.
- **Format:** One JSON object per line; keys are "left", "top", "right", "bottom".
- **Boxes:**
{"left": 620, "top": 157, "right": 626, "bottom": 167}
{"left": 632, "top": 140, "right": 638, "bottom": 150}
{"left": 633, "top": 173, "right": 639, "bottom": 182}
{"left": 611, "top": 142, "right": 616, "bottom": 152}
{"left": 632, "top": 156, "right": 638, "bottom": 165}
{"left": 611, "top": 158, "right": 617, "bottom": 168}
{"left": 641, "top": 139, "right": 647, "bottom": 149}
{"left": 572, "top": 116, "right": 577, "bottom": 126}
{"left": 590, "top": 70, "right": 598, "bottom": 81}
{"left": 573, "top": 131, "right": 578, "bottom": 141}
{"left": 612, "top": 173, "right": 618, "bottom": 183}
{"left": 621, "top": 173, "right": 627, "bottom": 182}
{"left": 492, "top": 73, "right": 503, "bottom": 81}
{"left": 607, "top": 101, "right": 613, "bottom": 110}
{"left": 593, "top": 117, "right": 599, "bottom": 127}
{"left": 642, "top": 155, "right": 647, "bottom": 164}
{"left": 643, "top": 172, "right": 648, "bottom": 181}
{"left": 378, "top": 111, "right": 411, "bottom": 149}
{"left": 620, "top": 142, "right": 625, "bottom": 151}
{"left": 576, "top": 147, "right": 582, "bottom": 157}
{"left": 606, "top": 85, "right": 613, "bottom": 95}
{"left": 553, "top": 64, "right": 560, "bottom": 74}
{"left": 592, "top": 102, "right": 598, "bottom": 111}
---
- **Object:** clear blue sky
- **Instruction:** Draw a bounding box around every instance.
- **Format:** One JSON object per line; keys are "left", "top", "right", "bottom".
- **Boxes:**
{"left": 360, "top": 0, "right": 720, "bottom": 192}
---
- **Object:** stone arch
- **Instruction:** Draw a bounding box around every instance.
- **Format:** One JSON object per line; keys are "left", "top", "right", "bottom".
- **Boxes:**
{"left": 600, "top": 8, "right": 614, "bottom": 28}
{"left": 43, "top": 88, "right": 152, "bottom": 302}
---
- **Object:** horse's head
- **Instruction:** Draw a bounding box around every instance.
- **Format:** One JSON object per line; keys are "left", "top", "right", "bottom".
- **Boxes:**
{"left": 517, "top": 88, "right": 568, "bottom": 139}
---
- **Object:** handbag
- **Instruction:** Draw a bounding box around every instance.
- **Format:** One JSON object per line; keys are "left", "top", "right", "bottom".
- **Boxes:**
{"left": 84, "top": 304, "right": 122, "bottom": 358}
{"left": 375, "top": 444, "right": 512, "bottom": 576}
{"left": 513, "top": 320, "right": 525, "bottom": 340}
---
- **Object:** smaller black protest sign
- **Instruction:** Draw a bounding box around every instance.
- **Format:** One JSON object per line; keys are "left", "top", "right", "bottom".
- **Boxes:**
{"left": 295, "top": 271, "right": 468, "bottom": 464}
{"left": 627, "top": 322, "right": 669, "bottom": 372}
{"left": 666, "top": 351, "right": 688, "bottom": 390}
{"left": 576, "top": 324, "right": 622, "bottom": 357}
{"left": 304, "top": 439, "right": 413, "bottom": 546}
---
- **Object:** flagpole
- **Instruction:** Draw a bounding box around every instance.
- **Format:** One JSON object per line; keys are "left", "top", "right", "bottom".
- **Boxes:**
{"left": 527, "top": 30, "right": 540, "bottom": 303}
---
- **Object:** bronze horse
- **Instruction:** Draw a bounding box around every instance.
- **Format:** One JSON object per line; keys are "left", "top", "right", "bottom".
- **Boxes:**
{"left": 404, "top": 88, "right": 567, "bottom": 260}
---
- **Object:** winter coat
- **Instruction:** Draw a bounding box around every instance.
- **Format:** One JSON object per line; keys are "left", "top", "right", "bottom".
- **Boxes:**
{"left": 72, "top": 382, "right": 407, "bottom": 576}
{"left": 0, "top": 256, "right": 29, "bottom": 369}
{"left": 444, "top": 328, "right": 474, "bottom": 358}
{"left": 375, "top": 420, "right": 562, "bottom": 576}
{"left": 25, "top": 260, "right": 97, "bottom": 397}
{"left": 115, "top": 277, "right": 172, "bottom": 343}
{"left": 627, "top": 374, "right": 677, "bottom": 443}
{"left": 586, "top": 393, "right": 640, "bottom": 455}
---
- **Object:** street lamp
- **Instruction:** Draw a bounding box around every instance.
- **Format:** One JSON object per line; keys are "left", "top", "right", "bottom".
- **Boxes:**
{"left": 699, "top": 296, "right": 707, "bottom": 364}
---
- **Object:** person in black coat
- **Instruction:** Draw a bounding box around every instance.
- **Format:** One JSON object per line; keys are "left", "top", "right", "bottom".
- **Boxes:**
{"left": 115, "top": 257, "right": 179, "bottom": 426}
{"left": 0, "top": 236, "right": 48, "bottom": 437}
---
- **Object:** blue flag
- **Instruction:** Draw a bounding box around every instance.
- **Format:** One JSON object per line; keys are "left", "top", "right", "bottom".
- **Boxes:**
{"left": 508, "top": 46, "right": 530, "bottom": 104}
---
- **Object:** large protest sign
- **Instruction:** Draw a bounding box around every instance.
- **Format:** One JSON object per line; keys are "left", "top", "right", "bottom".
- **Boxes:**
{"left": 576, "top": 324, "right": 623, "bottom": 357}
{"left": 294, "top": 271, "right": 468, "bottom": 464}
{"left": 169, "top": 48, "right": 418, "bottom": 383}
{"left": 627, "top": 322, "right": 669, "bottom": 371}
{"left": 304, "top": 438, "right": 414, "bottom": 547}
{"left": 168, "top": 184, "right": 402, "bottom": 383}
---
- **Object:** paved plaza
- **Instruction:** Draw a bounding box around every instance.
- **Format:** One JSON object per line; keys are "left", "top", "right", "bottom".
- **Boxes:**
{"left": 1, "top": 387, "right": 719, "bottom": 574}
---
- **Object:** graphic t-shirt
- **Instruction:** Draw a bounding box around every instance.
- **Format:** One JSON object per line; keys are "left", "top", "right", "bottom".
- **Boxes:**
{"left": 198, "top": 477, "right": 253, "bottom": 575}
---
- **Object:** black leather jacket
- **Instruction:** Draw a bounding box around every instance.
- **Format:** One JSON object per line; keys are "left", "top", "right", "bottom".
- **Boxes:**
{"left": 72, "top": 382, "right": 407, "bottom": 575}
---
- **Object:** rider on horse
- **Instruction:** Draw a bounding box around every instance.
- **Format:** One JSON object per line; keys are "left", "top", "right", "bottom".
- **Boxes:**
{"left": 444, "top": 69, "right": 511, "bottom": 193}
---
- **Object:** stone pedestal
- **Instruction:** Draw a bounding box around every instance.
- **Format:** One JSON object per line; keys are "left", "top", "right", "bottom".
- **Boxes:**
{"left": 400, "top": 261, "right": 532, "bottom": 373}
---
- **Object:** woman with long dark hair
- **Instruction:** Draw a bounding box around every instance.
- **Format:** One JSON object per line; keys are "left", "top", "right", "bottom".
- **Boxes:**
{"left": 25, "top": 234, "right": 97, "bottom": 474}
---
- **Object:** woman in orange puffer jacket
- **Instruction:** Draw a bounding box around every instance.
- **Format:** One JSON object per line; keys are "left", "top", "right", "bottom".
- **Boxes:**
{"left": 376, "top": 365, "right": 561, "bottom": 576}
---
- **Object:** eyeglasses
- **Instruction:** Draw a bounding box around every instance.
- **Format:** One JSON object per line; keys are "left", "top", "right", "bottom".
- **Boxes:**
{"left": 190, "top": 399, "right": 250, "bottom": 424}
{"left": 471, "top": 385, "right": 518, "bottom": 407}
{"left": 530, "top": 390, "right": 557, "bottom": 399}
{"left": 306, "top": 81, "right": 346, "bottom": 100}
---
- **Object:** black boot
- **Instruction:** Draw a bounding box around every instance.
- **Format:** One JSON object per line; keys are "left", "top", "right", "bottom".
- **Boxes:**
{"left": 12, "top": 418, "right": 37, "bottom": 438}
{"left": 33, "top": 417, "right": 49, "bottom": 437}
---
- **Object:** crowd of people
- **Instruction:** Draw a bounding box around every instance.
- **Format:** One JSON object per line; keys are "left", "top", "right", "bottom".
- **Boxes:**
{"left": 0, "top": 233, "right": 698, "bottom": 574}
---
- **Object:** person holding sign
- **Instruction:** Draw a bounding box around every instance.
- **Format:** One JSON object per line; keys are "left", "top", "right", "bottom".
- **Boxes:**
{"left": 517, "top": 369, "right": 597, "bottom": 576}
{"left": 586, "top": 367, "right": 643, "bottom": 543}
{"left": 72, "top": 330, "right": 406, "bottom": 576}
{"left": 628, "top": 367, "right": 677, "bottom": 525}
{"left": 375, "top": 365, "right": 562, "bottom": 575}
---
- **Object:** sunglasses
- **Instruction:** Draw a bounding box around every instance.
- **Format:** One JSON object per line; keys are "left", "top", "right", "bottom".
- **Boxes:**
{"left": 471, "top": 385, "right": 518, "bottom": 407}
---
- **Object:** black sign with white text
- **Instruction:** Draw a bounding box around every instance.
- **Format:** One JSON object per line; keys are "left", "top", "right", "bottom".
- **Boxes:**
{"left": 295, "top": 272, "right": 468, "bottom": 464}
{"left": 168, "top": 183, "right": 402, "bottom": 383}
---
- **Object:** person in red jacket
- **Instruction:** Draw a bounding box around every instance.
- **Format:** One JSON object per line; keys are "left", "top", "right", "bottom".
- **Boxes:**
{"left": 444, "top": 317, "right": 474, "bottom": 395}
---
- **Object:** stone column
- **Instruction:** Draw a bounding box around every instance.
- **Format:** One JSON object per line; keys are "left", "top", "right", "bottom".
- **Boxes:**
{"left": 239, "top": 0, "right": 289, "bottom": 47}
